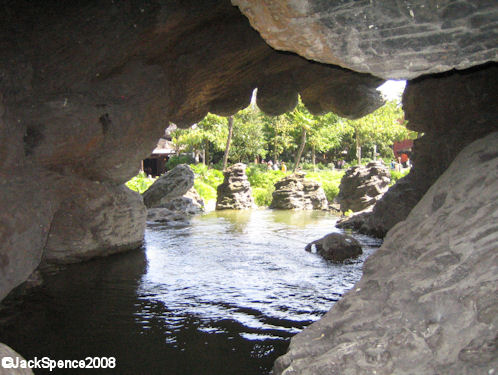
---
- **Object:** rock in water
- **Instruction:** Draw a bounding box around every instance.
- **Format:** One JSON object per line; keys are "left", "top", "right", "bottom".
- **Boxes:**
{"left": 274, "top": 132, "right": 498, "bottom": 375}
{"left": 336, "top": 161, "right": 390, "bottom": 212}
{"left": 270, "top": 172, "right": 328, "bottom": 210}
{"left": 142, "top": 164, "right": 194, "bottom": 208}
{"left": 216, "top": 163, "right": 254, "bottom": 210}
{"left": 305, "top": 233, "right": 362, "bottom": 262}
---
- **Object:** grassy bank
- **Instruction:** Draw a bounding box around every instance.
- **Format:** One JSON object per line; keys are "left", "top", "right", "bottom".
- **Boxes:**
{"left": 126, "top": 163, "right": 409, "bottom": 208}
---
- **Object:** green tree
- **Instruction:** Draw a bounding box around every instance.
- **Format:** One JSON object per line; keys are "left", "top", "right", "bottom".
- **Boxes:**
{"left": 341, "top": 101, "right": 416, "bottom": 164}
{"left": 262, "top": 114, "right": 296, "bottom": 163}
{"left": 171, "top": 114, "right": 227, "bottom": 164}
{"left": 228, "top": 107, "right": 267, "bottom": 163}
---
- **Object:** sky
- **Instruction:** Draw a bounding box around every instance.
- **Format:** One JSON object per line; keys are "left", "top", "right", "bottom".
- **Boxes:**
{"left": 377, "top": 80, "right": 406, "bottom": 101}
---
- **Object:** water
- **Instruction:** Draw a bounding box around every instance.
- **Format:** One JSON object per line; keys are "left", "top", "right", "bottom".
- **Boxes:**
{"left": 0, "top": 209, "right": 381, "bottom": 374}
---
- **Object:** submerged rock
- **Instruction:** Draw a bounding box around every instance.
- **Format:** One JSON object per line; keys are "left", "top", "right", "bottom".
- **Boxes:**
{"left": 274, "top": 132, "right": 498, "bottom": 375}
{"left": 216, "top": 163, "right": 254, "bottom": 210}
{"left": 142, "top": 164, "right": 194, "bottom": 208}
{"left": 305, "top": 233, "right": 362, "bottom": 262}
{"left": 270, "top": 172, "right": 328, "bottom": 210}
{"left": 336, "top": 160, "right": 391, "bottom": 212}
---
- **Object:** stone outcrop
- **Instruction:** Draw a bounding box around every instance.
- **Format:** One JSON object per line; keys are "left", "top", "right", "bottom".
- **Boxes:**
{"left": 233, "top": 0, "right": 498, "bottom": 80}
{"left": 158, "top": 188, "right": 205, "bottom": 215}
{"left": 270, "top": 172, "right": 328, "bottom": 210}
{"left": 305, "top": 233, "right": 362, "bottom": 262}
{"left": 216, "top": 163, "right": 254, "bottom": 210}
{"left": 142, "top": 164, "right": 194, "bottom": 208}
{"left": 43, "top": 183, "right": 146, "bottom": 264}
{"left": 336, "top": 161, "right": 391, "bottom": 213}
{"left": 274, "top": 132, "right": 498, "bottom": 375}
{"left": 0, "top": 342, "right": 34, "bottom": 375}
{"left": 339, "top": 64, "right": 498, "bottom": 237}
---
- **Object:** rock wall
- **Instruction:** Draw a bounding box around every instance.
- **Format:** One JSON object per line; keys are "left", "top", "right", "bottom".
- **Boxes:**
{"left": 274, "top": 131, "right": 498, "bottom": 375}
{"left": 233, "top": 0, "right": 498, "bottom": 79}
{"left": 345, "top": 64, "right": 498, "bottom": 237}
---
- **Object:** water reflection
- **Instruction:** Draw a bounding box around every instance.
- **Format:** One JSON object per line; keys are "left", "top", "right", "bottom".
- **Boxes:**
{"left": 0, "top": 210, "right": 380, "bottom": 375}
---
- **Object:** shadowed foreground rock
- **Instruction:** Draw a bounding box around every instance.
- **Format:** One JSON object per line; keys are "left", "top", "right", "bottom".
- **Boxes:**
{"left": 270, "top": 172, "right": 328, "bottom": 210}
{"left": 336, "top": 161, "right": 391, "bottom": 213}
{"left": 0, "top": 343, "right": 33, "bottom": 375}
{"left": 274, "top": 132, "right": 498, "bottom": 374}
{"left": 305, "top": 233, "right": 362, "bottom": 262}
{"left": 216, "top": 163, "right": 254, "bottom": 210}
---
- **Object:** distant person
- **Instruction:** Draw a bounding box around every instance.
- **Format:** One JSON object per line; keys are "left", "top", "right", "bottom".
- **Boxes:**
{"left": 400, "top": 153, "right": 409, "bottom": 168}
{"left": 267, "top": 160, "right": 273, "bottom": 170}
{"left": 273, "top": 162, "right": 279, "bottom": 171}
{"left": 281, "top": 162, "right": 287, "bottom": 173}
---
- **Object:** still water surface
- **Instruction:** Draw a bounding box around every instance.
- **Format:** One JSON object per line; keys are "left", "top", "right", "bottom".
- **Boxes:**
{"left": 0, "top": 209, "right": 380, "bottom": 374}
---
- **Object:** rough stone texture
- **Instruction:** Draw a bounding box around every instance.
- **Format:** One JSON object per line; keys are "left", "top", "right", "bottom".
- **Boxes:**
{"left": 43, "top": 183, "right": 146, "bottom": 264}
{"left": 274, "top": 131, "right": 498, "bottom": 375}
{"left": 216, "top": 163, "right": 254, "bottom": 210}
{"left": 270, "top": 172, "right": 328, "bottom": 210}
{"left": 305, "top": 233, "right": 362, "bottom": 262}
{"left": 233, "top": 0, "right": 498, "bottom": 80}
{"left": 0, "top": 0, "right": 386, "bottom": 300}
{"left": 142, "top": 164, "right": 195, "bottom": 208}
{"left": 158, "top": 188, "right": 205, "bottom": 215}
{"left": 341, "top": 64, "right": 498, "bottom": 237}
{"left": 336, "top": 161, "right": 391, "bottom": 213}
{"left": 0, "top": 342, "right": 34, "bottom": 375}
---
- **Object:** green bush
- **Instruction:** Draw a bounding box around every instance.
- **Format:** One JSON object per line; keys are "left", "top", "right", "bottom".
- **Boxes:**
{"left": 252, "top": 187, "right": 274, "bottom": 207}
{"left": 390, "top": 168, "right": 410, "bottom": 186}
{"left": 165, "top": 155, "right": 194, "bottom": 170}
{"left": 125, "top": 172, "right": 157, "bottom": 194}
{"left": 304, "top": 170, "right": 344, "bottom": 203}
{"left": 189, "top": 164, "right": 224, "bottom": 202}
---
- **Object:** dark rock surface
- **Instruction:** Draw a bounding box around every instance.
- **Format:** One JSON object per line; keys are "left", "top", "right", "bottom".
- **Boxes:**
{"left": 234, "top": 0, "right": 498, "bottom": 79}
{"left": 305, "top": 233, "right": 362, "bottom": 262}
{"left": 274, "top": 131, "right": 498, "bottom": 375}
{"left": 341, "top": 64, "right": 498, "bottom": 237}
{"left": 216, "top": 163, "right": 254, "bottom": 210}
{"left": 270, "top": 172, "right": 328, "bottom": 210}
{"left": 336, "top": 161, "right": 391, "bottom": 213}
{"left": 142, "top": 164, "right": 195, "bottom": 208}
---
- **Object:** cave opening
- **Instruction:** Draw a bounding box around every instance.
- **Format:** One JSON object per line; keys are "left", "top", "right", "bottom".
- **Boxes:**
{"left": 0, "top": 0, "right": 497, "bottom": 374}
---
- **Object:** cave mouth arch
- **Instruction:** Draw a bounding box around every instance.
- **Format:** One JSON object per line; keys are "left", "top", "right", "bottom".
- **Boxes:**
{"left": 0, "top": 0, "right": 497, "bottom": 373}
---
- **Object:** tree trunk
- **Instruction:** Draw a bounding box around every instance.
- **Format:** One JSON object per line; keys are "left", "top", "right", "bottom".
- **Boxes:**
{"left": 356, "top": 131, "right": 361, "bottom": 165}
{"left": 312, "top": 145, "right": 316, "bottom": 171}
{"left": 204, "top": 140, "right": 209, "bottom": 165}
{"left": 293, "top": 128, "right": 307, "bottom": 172}
{"left": 222, "top": 116, "right": 234, "bottom": 170}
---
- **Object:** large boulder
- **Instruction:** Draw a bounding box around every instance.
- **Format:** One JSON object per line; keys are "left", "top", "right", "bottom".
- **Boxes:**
{"left": 305, "top": 233, "right": 362, "bottom": 262}
{"left": 336, "top": 161, "right": 391, "bottom": 212}
{"left": 274, "top": 132, "right": 498, "bottom": 375}
{"left": 157, "top": 187, "right": 204, "bottom": 215}
{"left": 43, "top": 182, "right": 146, "bottom": 264}
{"left": 142, "top": 164, "right": 194, "bottom": 208}
{"left": 216, "top": 163, "right": 254, "bottom": 210}
{"left": 270, "top": 172, "right": 328, "bottom": 210}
